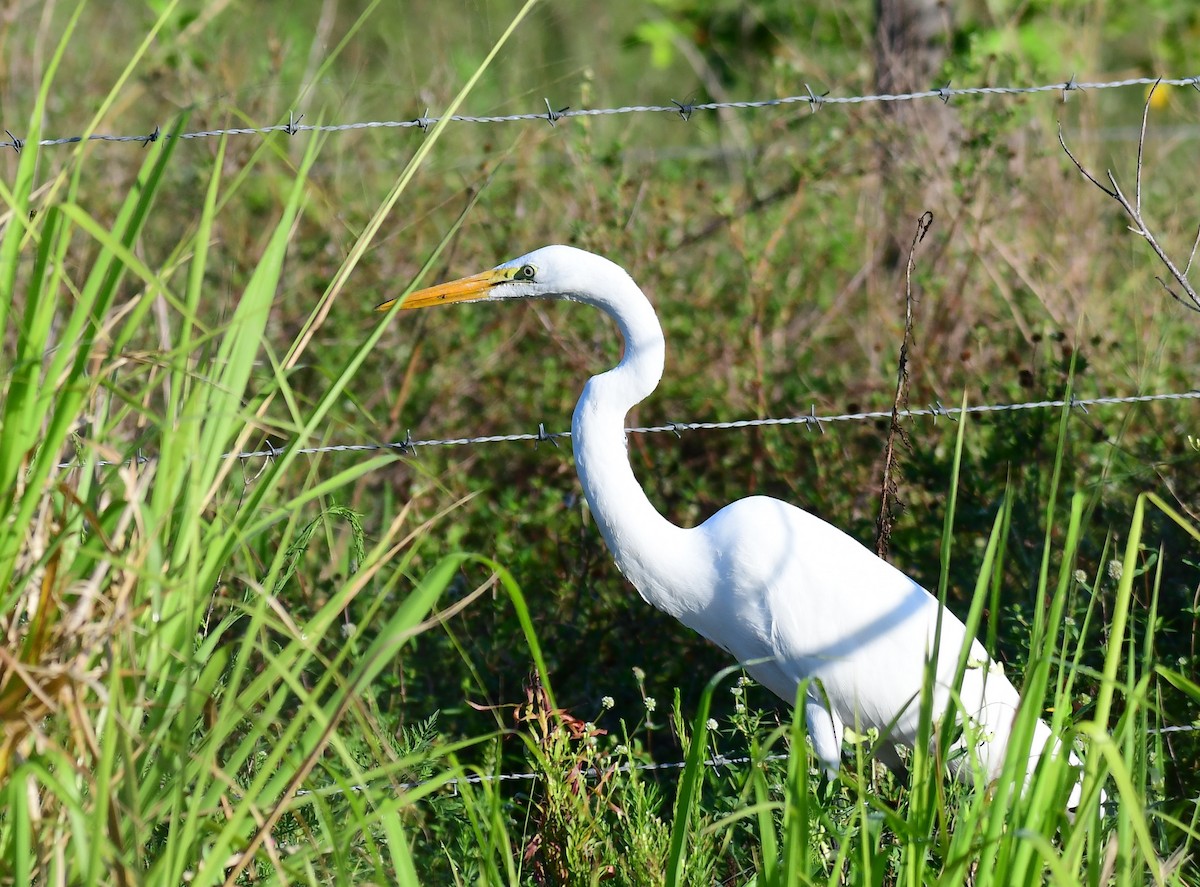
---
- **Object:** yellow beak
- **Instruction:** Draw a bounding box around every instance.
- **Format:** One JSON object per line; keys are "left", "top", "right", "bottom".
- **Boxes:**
{"left": 376, "top": 269, "right": 506, "bottom": 311}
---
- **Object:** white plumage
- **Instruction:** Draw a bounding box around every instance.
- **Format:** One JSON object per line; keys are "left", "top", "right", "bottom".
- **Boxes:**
{"left": 380, "top": 244, "right": 1092, "bottom": 808}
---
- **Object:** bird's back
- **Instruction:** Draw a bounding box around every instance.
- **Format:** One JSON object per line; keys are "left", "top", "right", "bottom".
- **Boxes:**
{"left": 678, "top": 494, "right": 1025, "bottom": 780}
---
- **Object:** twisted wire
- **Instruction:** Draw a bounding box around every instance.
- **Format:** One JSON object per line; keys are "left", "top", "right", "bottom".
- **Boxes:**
{"left": 5, "top": 75, "right": 1197, "bottom": 152}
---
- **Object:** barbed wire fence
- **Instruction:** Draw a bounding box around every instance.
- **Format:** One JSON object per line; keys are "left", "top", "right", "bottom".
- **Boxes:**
{"left": 5, "top": 74, "right": 1200, "bottom": 153}
{"left": 26, "top": 73, "right": 1200, "bottom": 800}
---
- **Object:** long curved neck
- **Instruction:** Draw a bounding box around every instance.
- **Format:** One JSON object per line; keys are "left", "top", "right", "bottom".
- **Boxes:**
{"left": 570, "top": 278, "right": 688, "bottom": 605}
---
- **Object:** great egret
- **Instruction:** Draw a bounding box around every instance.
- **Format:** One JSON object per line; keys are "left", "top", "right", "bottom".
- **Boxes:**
{"left": 379, "top": 244, "right": 1094, "bottom": 808}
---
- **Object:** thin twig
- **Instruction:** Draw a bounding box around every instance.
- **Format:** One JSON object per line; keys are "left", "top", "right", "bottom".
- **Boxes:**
{"left": 876, "top": 211, "right": 933, "bottom": 558}
{"left": 1058, "top": 87, "right": 1200, "bottom": 314}
{"left": 1057, "top": 124, "right": 1116, "bottom": 198}
{"left": 1135, "top": 80, "right": 1154, "bottom": 219}
{"left": 1183, "top": 220, "right": 1200, "bottom": 278}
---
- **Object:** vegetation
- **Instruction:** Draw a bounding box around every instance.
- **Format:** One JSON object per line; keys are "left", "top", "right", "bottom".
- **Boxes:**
{"left": 1, "top": 0, "right": 1198, "bottom": 883}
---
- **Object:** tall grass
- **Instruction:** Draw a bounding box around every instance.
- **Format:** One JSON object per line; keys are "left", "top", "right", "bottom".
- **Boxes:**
{"left": 0, "top": 1, "right": 546, "bottom": 882}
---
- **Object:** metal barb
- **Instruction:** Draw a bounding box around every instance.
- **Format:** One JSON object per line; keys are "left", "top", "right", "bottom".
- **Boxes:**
{"left": 670, "top": 99, "right": 695, "bottom": 121}
{"left": 807, "top": 404, "right": 825, "bottom": 434}
{"left": 1151, "top": 724, "right": 1200, "bottom": 735}
{"left": 804, "top": 83, "right": 829, "bottom": 113}
{"left": 415, "top": 108, "right": 434, "bottom": 133}
{"left": 284, "top": 111, "right": 304, "bottom": 136}
{"left": 1191, "top": 76, "right": 1200, "bottom": 93}
{"left": 1068, "top": 394, "right": 1089, "bottom": 414}
{"left": 667, "top": 422, "right": 684, "bottom": 439}
{"left": 5, "top": 130, "right": 22, "bottom": 153}
{"left": 1062, "top": 74, "right": 1083, "bottom": 102}
{"left": 543, "top": 98, "right": 570, "bottom": 126}
{"left": 535, "top": 422, "right": 560, "bottom": 448}
{"left": 264, "top": 440, "right": 281, "bottom": 458}
{"left": 140, "top": 125, "right": 160, "bottom": 148}
{"left": 393, "top": 430, "right": 415, "bottom": 454}
{"left": 938, "top": 81, "right": 953, "bottom": 105}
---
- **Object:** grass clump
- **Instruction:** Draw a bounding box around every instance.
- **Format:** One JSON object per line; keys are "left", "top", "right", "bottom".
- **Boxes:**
{"left": 0, "top": 2, "right": 539, "bottom": 882}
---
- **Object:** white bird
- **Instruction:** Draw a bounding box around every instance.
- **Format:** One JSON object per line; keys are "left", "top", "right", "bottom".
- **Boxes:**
{"left": 379, "top": 244, "right": 1094, "bottom": 808}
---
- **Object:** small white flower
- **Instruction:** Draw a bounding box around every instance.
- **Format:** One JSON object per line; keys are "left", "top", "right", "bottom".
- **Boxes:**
{"left": 1073, "top": 569, "right": 1087, "bottom": 585}
{"left": 644, "top": 696, "right": 657, "bottom": 712}
{"left": 584, "top": 722, "right": 596, "bottom": 733}
{"left": 587, "top": 735, "right": 598, "bottom": 747}
{"left": 706, "top": 718, "right": 719, "bottom": 731}
{"left": 735, "top": 701, "right": 746, "bottom": 714}
{"left": 601, "top": 696, "right": 614, "bottom": 709}
{"left": 730, "top": 686, "right": 743, "bottom": 697}
{"left": 1107, "top": 559, "right": 1123, "bottom": 582}
{"left": 632, "top": 666, "right": 645, "bottom": 681}
{"left": 341, "top": 622, "right": 357, "bottom": 638}
{"left": 614, "top": 744, "right": 628, "bottom": 756}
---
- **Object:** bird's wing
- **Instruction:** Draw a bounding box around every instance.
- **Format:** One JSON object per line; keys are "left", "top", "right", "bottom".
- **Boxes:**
{"left": 695, "top": 496, "right": 1001, "bottom": 740}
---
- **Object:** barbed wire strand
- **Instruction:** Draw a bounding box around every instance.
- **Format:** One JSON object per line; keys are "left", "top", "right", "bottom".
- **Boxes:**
{"left": 17, "top": 72, "right": 1197, "bottom": 809}
{"left": 297, "top": 719, "right": 1200, "bottom": 801}
{"left": 291, "top": 751, "right": 794, "bottom": 801}
{"left": 62, "top": 388, "right": 1197, "bottom": 471}
{"left": 5, "top": 75, "right": 1199, "bottom": 152}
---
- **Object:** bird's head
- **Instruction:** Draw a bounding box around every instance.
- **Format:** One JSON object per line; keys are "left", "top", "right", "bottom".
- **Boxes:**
{"left": 376, "top": 244, "right": 633, "bottom": 312}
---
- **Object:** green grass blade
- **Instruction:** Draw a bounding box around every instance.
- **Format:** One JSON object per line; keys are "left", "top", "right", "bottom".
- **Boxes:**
{"left": 666, "top": 662, "right": 744, "bottom": 886}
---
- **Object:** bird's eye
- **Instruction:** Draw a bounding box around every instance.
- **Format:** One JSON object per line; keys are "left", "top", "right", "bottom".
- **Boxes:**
{"left": 516, "top": 263, "right": 537, "bottom": 281}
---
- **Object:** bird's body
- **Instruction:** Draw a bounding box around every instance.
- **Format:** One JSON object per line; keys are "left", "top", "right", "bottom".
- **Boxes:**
{"left": 381, "top": 244, "right": 1087, "bottom": 803}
